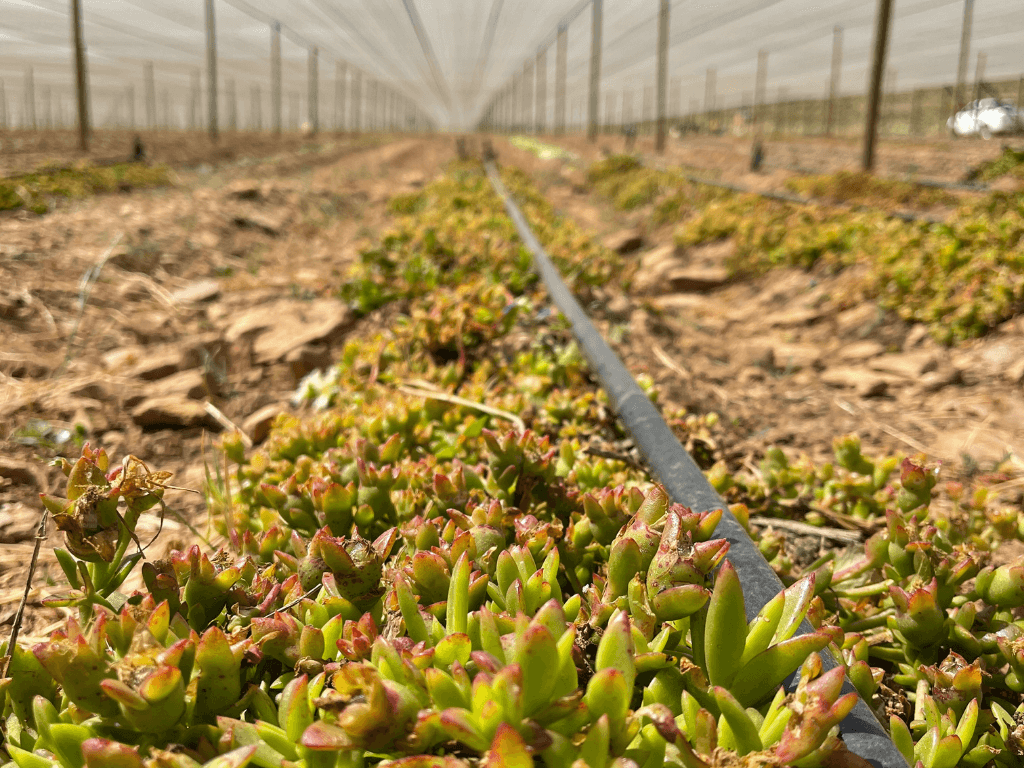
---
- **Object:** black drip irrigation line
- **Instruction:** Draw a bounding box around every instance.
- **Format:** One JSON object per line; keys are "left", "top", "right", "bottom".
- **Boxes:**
{"left": 484, "top": 159, "right": 909, "bottom": 768}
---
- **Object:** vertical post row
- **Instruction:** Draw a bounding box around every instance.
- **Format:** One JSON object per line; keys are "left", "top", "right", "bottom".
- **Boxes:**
{"left": 862, "top": 0, "right": 894, "bottom": 171}
{"left": 555, "top": 24, "right": 568, "bottom": 135}
{"left": 826, "top": 25, "right": 842, "bottom": 135}
{"left": 336, "top": 62, "right": 347, "bottom": 132}
{"left": 205, "top": 0, "right": 218, "bottom": 141}
{"left": 753, "top": 50, "right": 767, "bottom": 129}
{"left": 0, "top": 81, "right": 6, "bottom": 130}
{"left": 226, "top": 79, "right": 237, "bottom": 130}
{"left": 144, "top": 61, "right": 156, "bottom": 129}
{"left": 655, "top": 0, "right": 669, "bottom": 152}
{"left": 352, "top": 69, "right": 362, "bottom": 133}
{"left": 587, "top": 0, "right": 603, "bottom": 142}
{"left": 308, "top": 46, "right": 319, "bottom": 135}
{"left": 954, "top": 0, "right": 974, "bottom": 109}
{"left": 271, "top": 22, "right": 282, "bottom": 135}
{"left": 71, "top": 0, "right": 90, "bottom": 150}
{"left": 535, "top": 48, "right": 547, "bottom": 134}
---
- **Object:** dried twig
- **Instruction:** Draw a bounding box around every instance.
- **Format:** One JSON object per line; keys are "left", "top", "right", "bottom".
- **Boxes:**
{"left": 203, "top": 402, "right": 254, "bottom": 448}
{"left": 652, "top": 342, "right": 692, "bottom": 381}
{"left": 751, "top": 515, "right": 862, "bottom": 543}
{"left": 54, "top": 232, "right": 124, "bottom": 378}
{"left": 584, "top": 445, "right": 647, "bottom": 472}
{"left": 397, "top": 383, "right": 526, "bottom": 433}
{"left": 1, "top": 510, "right": 48, "bottom": 677}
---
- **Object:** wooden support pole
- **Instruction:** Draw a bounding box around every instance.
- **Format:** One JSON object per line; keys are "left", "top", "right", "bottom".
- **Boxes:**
{"left": 655, "top": 0, "right": 669, "bottom": 152}
{"left": 71, "top": 0, "right": 90, "bottom": 149}
{"left": 954, "top": 0, "right": 974, "bottom": 109}
{"left": 555, "top": 24, "right": 568, "bottom": 135}
{"left": 587, "top": 0, "right": 603, "bottom": 142}
{"left": 144, "top": 61, "right": 156, "bottom": 129}
{"left": 862, "top": 0, "right": 894, "bottom": 171}
{"left": 0, "top": 80, "right": 6, "bottom": 130}
{"left": 271, "top": 21, "right": 282, "bottom": 135}
{"left": 535, "top": 48, "right": 546, "bottom": 134}
{"left": 308, "top": 46, "right": 319, "bottom": 134}
{"left": 335, "top": 62, "right": 347, "bottom": 131}
{"left": 826, "top": 26, "right": 842, "bottom": 135}
{"left": 205, "top": 0, "right": 218, "bottom": 141}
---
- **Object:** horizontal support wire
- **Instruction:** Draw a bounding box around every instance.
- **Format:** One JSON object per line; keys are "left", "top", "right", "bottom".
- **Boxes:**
{"left": 484, "top": 158, "right": 909, "bottom": 768}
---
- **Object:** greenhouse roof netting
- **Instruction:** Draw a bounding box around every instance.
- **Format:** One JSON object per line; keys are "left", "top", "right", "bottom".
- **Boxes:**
{"left": 0, "top": 0, "right": 1020, "bottom": 130}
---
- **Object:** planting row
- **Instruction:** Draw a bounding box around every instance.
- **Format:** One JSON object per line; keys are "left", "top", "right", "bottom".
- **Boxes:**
{"left": 2, "top": 160, "right": 1024, "bottom": 768}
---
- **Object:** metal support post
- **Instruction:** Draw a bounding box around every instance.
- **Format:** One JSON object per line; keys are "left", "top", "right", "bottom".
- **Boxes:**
{"left": 205, "top": 0, "right": 218, "bottom": 141}
{"left": 555, "top": 25, "right": 567, "bottom": 134}
{"left": 954, "top": 0, "right": 974, "bottom": 108}
{"left": 587, "top": 0, "right": 603, "bottom": 141}
{"left": 226, "top": 79, "right": 236, "bottom": 130}
{"left": 753, "top": 50, "right": 767, "bottom": 128}
{"left": 0, "top": 80, "right": 6, "bottom": 129}
{"left": 973, "top": 51, "right": 986, "bottom": 102}
{"left": 522, "top": 60, "right": 534, "bottom": 133}
{"left": 655, "top": 0, "right": 669, "bottom": 152}
{"left": 535, "top": 48, "right": 547, "bottom": 133}
{"left": 335, "top": 61, "right": 347, "bottom": 131}
{"left": 271, "top": 21, "right": 282, "bottom": 135}
{"left": 352, "top": 69, "right": 362, "bottom": 132}
{"left": 144, "top": 61, "right": 156, "bottom": 129}
{"left": 705, "top": 67, "right": 717, "bottom": 131}
{"left": 190, "top": 68, "right": 201, "bottom": 130}
{"left": 826, "top": 26, "right": 842, "bottom": 135}
{"left": 24, "top": 67, "right": 36, "bottom": 129}
{"left": 71, "top": 0, "right": 90, "bottom": 149}
{"left": 862, "top": 0, "right": 894, "bottom": 171}
{"left": 308, "top": 46, "right": 319, "bottom": 134}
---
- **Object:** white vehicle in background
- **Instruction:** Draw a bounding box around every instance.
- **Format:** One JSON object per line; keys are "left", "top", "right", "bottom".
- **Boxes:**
{"left": 947, "top": 98, "right": 1024, "bottom": 139}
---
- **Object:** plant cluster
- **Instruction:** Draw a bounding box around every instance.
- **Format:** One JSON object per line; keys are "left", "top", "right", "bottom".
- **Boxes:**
{"left": 0, "top": 162, "right": 171, "bottom": 214}
{"left": 585, "top": 155, "right": 1024, "bottom": 344}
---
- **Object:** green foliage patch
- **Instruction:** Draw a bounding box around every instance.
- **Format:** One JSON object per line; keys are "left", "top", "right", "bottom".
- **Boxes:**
{"left": 0, "top": 163, "right": 172, "bottom": 214}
